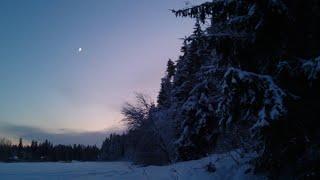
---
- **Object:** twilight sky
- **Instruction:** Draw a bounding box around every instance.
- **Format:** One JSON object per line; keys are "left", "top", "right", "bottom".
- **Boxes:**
{"left": 0, "top": 0, "right": 203, "bottom": 145}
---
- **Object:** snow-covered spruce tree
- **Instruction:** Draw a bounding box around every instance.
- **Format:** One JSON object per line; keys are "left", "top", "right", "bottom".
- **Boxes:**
{"left": 166, "top": 18, "right": 224, "bottom": 160}
{"left": 170, "top": 0, "right": 290, "bottom": 160}
{"left": 165, "top": 0, "right": 320, "bottom": 178}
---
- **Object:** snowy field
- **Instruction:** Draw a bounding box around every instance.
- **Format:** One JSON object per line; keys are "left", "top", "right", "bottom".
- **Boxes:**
{"left": 0, "top": 152, "right": 264, "bottom": 180}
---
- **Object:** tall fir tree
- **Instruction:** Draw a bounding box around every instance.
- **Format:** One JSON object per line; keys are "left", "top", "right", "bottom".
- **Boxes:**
{"left": 17, "top": 138, "right": 23, "bottom": 159}
{"left": 157, "top": 59, "right": 176, "bottom": 107}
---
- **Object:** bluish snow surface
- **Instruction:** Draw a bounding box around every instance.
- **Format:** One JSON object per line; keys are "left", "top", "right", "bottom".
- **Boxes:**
{"left": 0, "top": 152, "right": 265, "bottom": 180}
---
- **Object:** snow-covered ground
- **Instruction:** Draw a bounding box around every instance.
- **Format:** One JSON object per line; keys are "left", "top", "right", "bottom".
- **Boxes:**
{"left": 0, "top": 152, "right": 264, "bottom": 180}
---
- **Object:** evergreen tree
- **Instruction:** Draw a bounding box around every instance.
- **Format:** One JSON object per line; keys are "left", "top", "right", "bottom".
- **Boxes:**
{"left": 0, "top": 138, "right": 12, "bottom": 161}
{"left": 170, "top": 0, "right": 320, "bottom": 178}
{"left": 17, "top": 138, "right": 23, "bottom": 160}
{"left": 166, "top": 59, "right": 175, "bottom": 79}
{"left": 30, "top": 140, "right": 39, "bottom": 160}
{"left": 157, "top": 59, "right": 176, "bottom": 107}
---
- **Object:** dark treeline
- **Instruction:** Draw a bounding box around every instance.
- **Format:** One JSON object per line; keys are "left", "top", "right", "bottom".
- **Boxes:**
{"left": 0, "top": 138, "right": 99, "bottom": 162}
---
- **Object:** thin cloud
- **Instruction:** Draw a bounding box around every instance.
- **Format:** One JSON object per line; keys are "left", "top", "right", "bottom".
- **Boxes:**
{"left": 0, "top": 123, "right": 124, "bottom": 147}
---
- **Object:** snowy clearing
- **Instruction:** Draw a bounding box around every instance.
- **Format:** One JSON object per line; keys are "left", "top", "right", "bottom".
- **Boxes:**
{"left": 0, "top": 152, "right": 264, "bottom": 180}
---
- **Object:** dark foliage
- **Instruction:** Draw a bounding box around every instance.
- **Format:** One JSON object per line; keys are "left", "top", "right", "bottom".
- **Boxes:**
{"left": 99, "top": 1, "right": 320, "bottom": 178}
{"left": 0, "top": 138, "right": 99, "bottom": 162}
{"left": 171, "top": 0, "right": 320, "bottom": 178}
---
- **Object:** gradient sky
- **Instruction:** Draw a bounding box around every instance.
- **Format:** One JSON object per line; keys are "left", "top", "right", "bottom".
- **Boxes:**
{"left": 0, "top": 0, "right": 202, "bottom": 145}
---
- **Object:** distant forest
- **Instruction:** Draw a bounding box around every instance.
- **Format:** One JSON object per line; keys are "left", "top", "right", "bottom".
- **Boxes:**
{"left": 0, "top": 138, "right": 99, "bottom": 162}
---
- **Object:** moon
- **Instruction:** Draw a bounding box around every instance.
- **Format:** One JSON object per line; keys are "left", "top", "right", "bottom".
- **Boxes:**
{"left": 78, "top": 48, "right": 82, "bottom": 52}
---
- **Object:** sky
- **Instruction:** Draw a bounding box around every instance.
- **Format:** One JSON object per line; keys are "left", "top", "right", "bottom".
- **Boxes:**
{"left": 0, "top": 0, "right": 205, "bottom": 145}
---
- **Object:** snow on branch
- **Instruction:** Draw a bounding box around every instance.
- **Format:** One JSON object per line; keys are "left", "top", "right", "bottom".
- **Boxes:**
{"left": 218, "top": 68, "right": 287, "bottom": 132}
{"left": 277, "top": 56, "right": 320, "bottom": 85}
{"left": 302, "top": 56, "right": 320, "bottom": 81}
